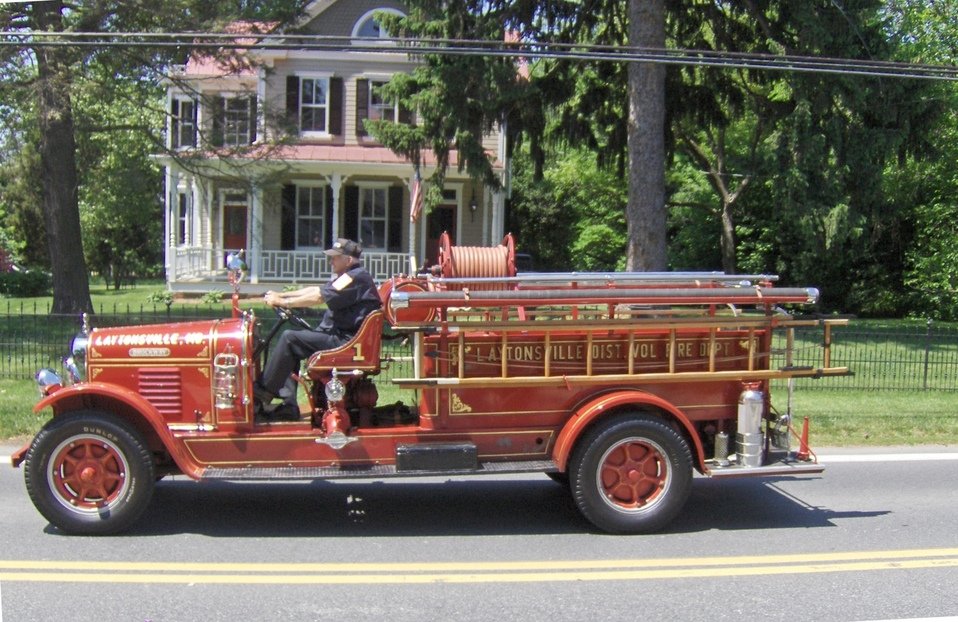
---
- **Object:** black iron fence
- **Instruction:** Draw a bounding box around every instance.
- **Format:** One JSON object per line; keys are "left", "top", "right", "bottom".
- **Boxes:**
{"left": 1, "top": 303, "right": 252, "bottom": 380}
{"left": 2, "top": 305, "right": 957, "bottom": 391}
{"left": 779, "top": 320, "right": 958, "bottom": 391}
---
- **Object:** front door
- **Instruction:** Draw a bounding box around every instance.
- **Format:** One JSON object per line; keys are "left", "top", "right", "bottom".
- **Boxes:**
{"left": 223, "top": 203, "right": 247, "bottom": 251}
{"left": 425, "top": 203, "right": 457, "bottom": 267}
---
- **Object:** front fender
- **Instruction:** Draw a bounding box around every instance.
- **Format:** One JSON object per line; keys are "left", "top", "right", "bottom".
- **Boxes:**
{"left": 32, "top": 382, "right": 202, "bottom": 478}
{"left": 552, "top": 389, "right": 706, "bottom": 473}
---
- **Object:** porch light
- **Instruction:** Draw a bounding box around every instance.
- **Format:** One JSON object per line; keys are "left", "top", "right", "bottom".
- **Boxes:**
{"left": 469, "top": 190, "right": 478, "bottom": 221}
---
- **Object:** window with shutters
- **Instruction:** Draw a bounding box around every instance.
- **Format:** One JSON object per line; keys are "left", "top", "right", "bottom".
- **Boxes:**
{"left": 171, "top": 97, "right": 197, "bottom": 149}
{"left": 300, "top": 76, "right": 330, "bottom": 134}
{"left": 368, "top": 80, "right": 398, "bottom": 123}
{"left": 296, "top": 185, "right": 327, "bottom": 248}
{"left": 222, "top": 96, "right": 255, "bottom": 146}
{"left": 289, "top": 75, "right": 342, "bottom": 137}
{"left": 359, "top": 187, "right": 388, "bottom": 250}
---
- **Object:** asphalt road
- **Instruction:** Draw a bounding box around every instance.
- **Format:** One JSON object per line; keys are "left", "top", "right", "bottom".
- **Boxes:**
{"left": 1, "top": 444, "right": 957, "bottom": 622}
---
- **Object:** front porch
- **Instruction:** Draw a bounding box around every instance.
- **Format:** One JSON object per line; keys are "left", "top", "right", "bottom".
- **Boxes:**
{"left": 169, "top": 246, "right": 411, "bottom": 293}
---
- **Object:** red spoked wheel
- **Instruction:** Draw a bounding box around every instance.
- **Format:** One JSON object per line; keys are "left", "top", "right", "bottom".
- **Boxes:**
{"left": 570, "top": 414, "right": 692, "bottom": 534}
{"left": 596, "top": 437, "right": 670, "bottom": 511}
{"left": 25, "top": 411, "right": 155, "bottom": 535}
{"left": 47, "top": 435, "right": 131, "bottom": 514}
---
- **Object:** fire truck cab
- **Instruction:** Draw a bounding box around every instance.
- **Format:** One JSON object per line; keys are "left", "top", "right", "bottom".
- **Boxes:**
{"left": 13, "top": 236, "right": 848, "bottom": 535}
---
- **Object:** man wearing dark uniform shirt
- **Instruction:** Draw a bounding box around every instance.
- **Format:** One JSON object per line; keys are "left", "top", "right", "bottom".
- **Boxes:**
{"left": 254, "top": 238, "right": 382, "bottom": 418}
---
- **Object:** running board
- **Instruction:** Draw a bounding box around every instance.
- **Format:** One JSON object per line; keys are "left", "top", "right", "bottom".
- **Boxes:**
{"left": 706, "top": 461, "right": 824, "bottom": 479}
{"left": 201, "top": 460, "right": 558, "bottom": 481}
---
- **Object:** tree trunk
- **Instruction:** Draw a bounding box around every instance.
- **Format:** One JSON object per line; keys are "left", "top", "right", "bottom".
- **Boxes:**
{"left": 625, "top": 0, "right": 668, "bottom": 271}
{"left": 33, "top": 2, "right": 93, "bottom": 315}
{"left": 720, "top": 200, "right": 737, "bottom": 273}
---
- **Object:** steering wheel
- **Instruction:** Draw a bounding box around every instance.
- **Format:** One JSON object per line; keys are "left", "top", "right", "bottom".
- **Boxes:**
{"left": 253, "top": 306, "right": 314, "bottom": 360}
{"left": 273, "top": 305, "right": 313, "bottom": 330}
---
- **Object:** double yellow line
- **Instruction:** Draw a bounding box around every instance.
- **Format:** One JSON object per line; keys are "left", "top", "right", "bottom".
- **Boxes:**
{"left": 2, "top": 548, "right": 957, "bottom": 584}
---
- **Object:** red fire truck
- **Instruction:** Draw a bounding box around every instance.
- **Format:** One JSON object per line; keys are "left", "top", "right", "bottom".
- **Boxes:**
{"left": 12, "top": 235, "right": 848, "bottom": 535}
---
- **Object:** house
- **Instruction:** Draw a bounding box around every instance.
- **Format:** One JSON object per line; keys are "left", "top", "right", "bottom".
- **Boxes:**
{"left": 156, "top": 0, "right": 509, "bottom": 292}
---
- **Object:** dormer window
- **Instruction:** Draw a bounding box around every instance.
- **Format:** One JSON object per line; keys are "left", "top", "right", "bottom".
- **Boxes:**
{"left": 351, "top": 8, "right": 404, "bottom": 41}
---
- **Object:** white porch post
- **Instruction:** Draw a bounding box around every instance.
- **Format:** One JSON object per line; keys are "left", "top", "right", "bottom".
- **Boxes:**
{"left": 166, "top": 167, "right": 179, "bottom": 285}
{"left": 330, "top": 172, "right": 342, "bottom": 245}
{"left": 256, "top": 67, "right": 267, "bottom": 144}
{"left": 491, "top": 188, "right": 505, "bottom": 242}
{"left": 249, "top": 183, "right": 263, "bottom": 284}
{"left": 407, "top": 174, "right": 418, "bottom": 273}
{"left": 481, "top": 185, "right": 490, "bottom": 246}
{"left": 202, "top": 179, "right": 214, "bottom": 269}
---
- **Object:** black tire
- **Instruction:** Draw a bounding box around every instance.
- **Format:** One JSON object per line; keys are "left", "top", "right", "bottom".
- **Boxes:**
{"left": 24, "top": 410, "right": 155, "bottom": 535}
{"left": 569, "top": 414, "right": 692, "bottom": 534}
{"left": 545, "top": 471, "right": 570, "bottom": 487}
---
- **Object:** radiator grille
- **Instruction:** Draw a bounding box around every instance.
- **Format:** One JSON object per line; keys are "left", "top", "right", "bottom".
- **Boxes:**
{"left": 137, "top": 368, "right": 182, "bottom": 416}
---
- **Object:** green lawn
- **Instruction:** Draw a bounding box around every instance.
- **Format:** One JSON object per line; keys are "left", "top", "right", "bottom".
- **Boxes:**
{"left": 781, "top": 390, "right": 958, "bottom": 447}
{"left": 4, "top": 374, "right": 956, "bottom": 447}
{"left": 2, "top": 278, "right": 167, "bottom": 311}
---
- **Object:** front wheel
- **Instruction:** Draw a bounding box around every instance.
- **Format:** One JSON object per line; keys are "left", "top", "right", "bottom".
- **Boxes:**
{"left": 570, "top": 414, "right": 692, "bottom": 534}
{"left": 24, "top": 411, "right": 155, "bottom": 535}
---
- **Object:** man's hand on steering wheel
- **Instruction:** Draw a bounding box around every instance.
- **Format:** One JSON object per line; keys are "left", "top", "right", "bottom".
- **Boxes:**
{"left": 273, "top": 305, "right": 312, "bottom": 330}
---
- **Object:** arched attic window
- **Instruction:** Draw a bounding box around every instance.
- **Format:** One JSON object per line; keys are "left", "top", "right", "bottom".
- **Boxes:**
{"left": 351, "top": 8, "right": 404, "bottom": 41}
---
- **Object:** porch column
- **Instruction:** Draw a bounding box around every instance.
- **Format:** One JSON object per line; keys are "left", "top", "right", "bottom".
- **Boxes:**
{"left": 491, "top": 188, "right": 505, "bottom": 242}
{"left": 256, "top": 67, "right": 267, "bottom": 144}
{"left": 330, "top": 173, "right": 342, "bottom": 245}
{"left": 166, "top": 166, "right": 179, "bottom": 285}
{"left": 249, "top": 183, "right": 263, "bottom": 284}
{"left": 407, "top": 174, "right": 418, "bottom": 273}
{"left": 201, "top": 179, "right": 214, "bottom": 272}
{"left": 481, "top": 185, "right": 490, "bottom": 246}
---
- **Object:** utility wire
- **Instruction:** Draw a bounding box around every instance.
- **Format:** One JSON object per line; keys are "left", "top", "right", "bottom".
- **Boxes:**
{"left": 1, "top": 31, "right": 957, "bottom": 80}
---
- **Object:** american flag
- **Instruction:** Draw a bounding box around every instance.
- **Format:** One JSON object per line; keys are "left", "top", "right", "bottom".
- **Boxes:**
{"left": 409, "top": 174, "right": 424, "bottom": 223}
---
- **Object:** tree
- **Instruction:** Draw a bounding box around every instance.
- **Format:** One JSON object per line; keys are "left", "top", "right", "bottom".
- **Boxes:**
{"left": 368, "top": 2, "right": 538, "bottom": 209}
{"left": 29, "top": 1, "right": 90, "bottom": 314}
{"left": 886, "top": 0, "right": 958, "bottom": 319}
{"left": 370, "top": 1, "right": 670, "bottom": 269}
{"left": 0, "top": 0, "right": 306, "bottom": 312}
{"left": 625, "top": 0, "right": 668, "bottom": 270}
{"left": 74, "top": 74, "right": 166, "bottom": 288}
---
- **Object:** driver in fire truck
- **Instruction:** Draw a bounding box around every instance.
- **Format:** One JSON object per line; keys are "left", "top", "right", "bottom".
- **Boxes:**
{"left": 253, "top": 238, "right": 382, "bottom": 421}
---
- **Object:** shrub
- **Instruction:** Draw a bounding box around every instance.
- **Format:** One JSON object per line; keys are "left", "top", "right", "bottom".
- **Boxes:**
{"left": 0, "top": 269, "right": 52, "bottom": 297}
{"left": 201, "top": 290, "right": 224, "bottom": 304}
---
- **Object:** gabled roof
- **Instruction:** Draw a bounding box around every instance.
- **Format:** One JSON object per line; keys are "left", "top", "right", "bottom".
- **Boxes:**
{"left": 182, "top": 21, "right": 278, "bottom": 77}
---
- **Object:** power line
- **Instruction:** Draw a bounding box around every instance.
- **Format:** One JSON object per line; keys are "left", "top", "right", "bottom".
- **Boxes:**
{"left": 1, "top": 31, "right": 957, "bottom": 81}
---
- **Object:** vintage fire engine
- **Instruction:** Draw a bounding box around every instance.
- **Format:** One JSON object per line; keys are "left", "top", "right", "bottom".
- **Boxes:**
{"left": 12, "top": 234, "right": 848, "bottom": 535}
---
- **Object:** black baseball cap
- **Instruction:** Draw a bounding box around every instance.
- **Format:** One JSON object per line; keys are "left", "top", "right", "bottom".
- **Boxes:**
{"left": 323, "top": 238, "right": 362, "bottom": 258}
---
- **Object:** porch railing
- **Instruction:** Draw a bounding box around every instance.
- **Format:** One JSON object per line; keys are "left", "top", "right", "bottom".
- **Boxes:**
{"left": 170, "top": 246, "right": 410, "bottom": 282}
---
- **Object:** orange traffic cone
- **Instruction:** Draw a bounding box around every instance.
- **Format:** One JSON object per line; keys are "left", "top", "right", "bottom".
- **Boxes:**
{"left": 797, "top": 416, "right": 811, "bottom": 461}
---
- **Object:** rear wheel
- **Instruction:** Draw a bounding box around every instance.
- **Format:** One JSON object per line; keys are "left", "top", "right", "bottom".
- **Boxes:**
{"left": 24, "top": 411, "right": 155, "bottom": 535}
{"left": 570, "top": 414, "right": 692, "bottom": 534}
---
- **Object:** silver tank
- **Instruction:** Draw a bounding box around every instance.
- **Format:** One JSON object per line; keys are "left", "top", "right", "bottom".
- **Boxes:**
{"left": 736, "top": 384, "right": 764, "bottom": 467}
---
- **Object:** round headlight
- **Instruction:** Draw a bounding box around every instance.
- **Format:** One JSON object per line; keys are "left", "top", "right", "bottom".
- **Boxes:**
{"left": 69, "top": 332, "right": 89, "bottom": 382}
{"left": 36, "top": 368, "right": 63, "bottom": 396}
